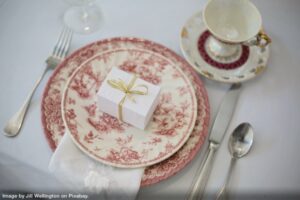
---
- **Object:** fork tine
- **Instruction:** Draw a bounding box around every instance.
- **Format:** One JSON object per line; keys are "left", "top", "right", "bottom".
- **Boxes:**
{"left": 59, "top": 28, "right": 73, "bottom": 59}
{"left": 52, "top": 26, "right": 67, "bottom": 57}
{"left": 56, "top": 27, "right": 70, "bottom": 58}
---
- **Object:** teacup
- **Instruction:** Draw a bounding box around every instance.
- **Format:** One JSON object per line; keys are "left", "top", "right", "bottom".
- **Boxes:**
{"left": 202, "top": 0, "right": 271, "bottom": 60}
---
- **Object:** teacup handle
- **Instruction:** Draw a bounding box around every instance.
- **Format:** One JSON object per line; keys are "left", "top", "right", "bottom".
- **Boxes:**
{"left": 256, "top": 30, "right": 272, "bottom": 48}
{"left": 244, "top": 29, "right": 271, "bottom": 48}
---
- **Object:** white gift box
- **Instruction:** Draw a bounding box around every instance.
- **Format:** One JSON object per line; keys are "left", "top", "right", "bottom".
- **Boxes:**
{"left": 97, "top": 67, "right": 161, "bottom": 129}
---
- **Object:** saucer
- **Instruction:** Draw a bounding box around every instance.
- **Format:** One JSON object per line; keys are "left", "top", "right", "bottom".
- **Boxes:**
{"left": 180, "top": 11, "right": 270, "bottom": 83}
{"left": 42, "top": 37, "right": 210, "bottom": 184}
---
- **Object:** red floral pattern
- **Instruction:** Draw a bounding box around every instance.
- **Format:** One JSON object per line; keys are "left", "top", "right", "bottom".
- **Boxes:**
{"left": 84, "top": 131, "right": 103, "bottom": 144}
{"left": 87, "top": 113, "right": 127, "bottom": 133}
{"left": 177, "top": 86, "right": 191, "bottom": 96}
{"left": 84, "top": 103, "right": 97, "bottom": 117}
{"left": 70, "top": 65, "right": 102, "bottom": 99}
{"left": 152, "top": 93, "right": 190, "bottom": 137}
{"left": 41, "top": 37, "right": 210, "bottom": 186}
{"left": 106, "top": 147, "right": 142, "bottom": 163}
{"left": 143, "top": 137, "right": 162, "bottom": 145}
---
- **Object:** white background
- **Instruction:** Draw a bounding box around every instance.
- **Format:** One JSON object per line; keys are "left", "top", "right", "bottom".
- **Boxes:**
{"left": 0, "top": 0, "right": 300, "bottom": 199}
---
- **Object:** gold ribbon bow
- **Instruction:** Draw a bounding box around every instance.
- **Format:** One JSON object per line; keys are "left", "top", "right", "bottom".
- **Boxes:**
{"left": 107, "top": 75, "right": 148, "bottom": 121}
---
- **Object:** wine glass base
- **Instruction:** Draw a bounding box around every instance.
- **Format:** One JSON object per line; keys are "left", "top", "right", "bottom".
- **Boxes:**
{"left": 64, "top": 5, "right": 103, "bottom": 34}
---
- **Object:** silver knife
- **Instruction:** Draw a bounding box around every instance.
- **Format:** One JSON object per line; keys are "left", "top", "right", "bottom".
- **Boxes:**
{"left": 186, "top": 83, "right": 241, "bottom": 200}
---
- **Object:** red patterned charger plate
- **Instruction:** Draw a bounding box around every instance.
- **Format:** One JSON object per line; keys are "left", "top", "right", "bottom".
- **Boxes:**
{"left": 41, "top": 37, "right": 210, "bottom": 186}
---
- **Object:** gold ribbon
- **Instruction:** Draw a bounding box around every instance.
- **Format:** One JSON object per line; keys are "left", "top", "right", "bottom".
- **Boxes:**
{"left": 107, "top": 75, "right": 148, "bottom": 121}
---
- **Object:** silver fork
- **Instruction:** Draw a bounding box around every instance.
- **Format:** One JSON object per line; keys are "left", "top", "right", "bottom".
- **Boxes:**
{"left": 4, "top": 27, "right": 73, "bottom": 137}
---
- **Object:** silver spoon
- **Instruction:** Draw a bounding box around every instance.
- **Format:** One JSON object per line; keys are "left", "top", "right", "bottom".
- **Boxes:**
{"left": 216, "top": 122, "right": 254, "bottom": 200}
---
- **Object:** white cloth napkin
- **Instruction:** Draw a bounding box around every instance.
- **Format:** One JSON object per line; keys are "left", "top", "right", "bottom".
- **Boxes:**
{"left": 49, "top": 132, "right": 144, "bottom": 200}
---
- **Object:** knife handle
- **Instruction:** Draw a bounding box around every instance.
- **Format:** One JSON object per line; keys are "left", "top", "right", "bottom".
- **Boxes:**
{"left": 186, "top": 142, "right": 219, "bottom": 200}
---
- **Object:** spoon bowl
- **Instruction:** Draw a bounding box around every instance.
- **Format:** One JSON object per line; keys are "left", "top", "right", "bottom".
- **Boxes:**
{"left": 229, "top": 122, "right": 254, "bottom": 158}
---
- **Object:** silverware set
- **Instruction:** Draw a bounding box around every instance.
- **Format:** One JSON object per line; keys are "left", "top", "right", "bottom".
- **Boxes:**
{"left": 186, "top": 84, "right": 241, "bottom": 200}
{"left": 4, "top": 27, "right": 73, "bottom": 137}
{"left": 186, "top": 84, "right": 255, "bottom": 200}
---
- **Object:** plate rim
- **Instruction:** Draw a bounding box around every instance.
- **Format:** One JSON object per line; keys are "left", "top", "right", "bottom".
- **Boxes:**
{"left": 41, "top": 36, "right": 210, "bottom": 185}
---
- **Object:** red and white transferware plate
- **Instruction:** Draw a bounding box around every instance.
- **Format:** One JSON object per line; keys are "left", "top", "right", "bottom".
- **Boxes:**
{"left": 63, "top": 49, "right": 197, "bottom": 168}
{"left": 41, "top": 38, "right": 210, "bottom": 185}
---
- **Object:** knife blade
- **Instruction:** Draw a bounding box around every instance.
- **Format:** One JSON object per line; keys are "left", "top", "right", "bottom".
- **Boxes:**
{"left": 186, "top": 83, "right": 241, "bottom": 200}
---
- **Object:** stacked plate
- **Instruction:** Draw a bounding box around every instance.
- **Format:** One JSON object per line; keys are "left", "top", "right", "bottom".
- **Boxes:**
{"left": 41, "top": 37, "right": 210, "bottom": 186}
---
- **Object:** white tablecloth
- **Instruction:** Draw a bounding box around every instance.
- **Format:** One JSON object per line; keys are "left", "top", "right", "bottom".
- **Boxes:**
{"left": 0, "top": 0, "right": 300, "bottom": 199}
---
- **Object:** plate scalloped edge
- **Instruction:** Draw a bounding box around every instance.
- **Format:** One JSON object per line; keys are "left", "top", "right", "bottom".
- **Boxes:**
{"left": 41, "top": 37, "right": 210, "bottom": 186}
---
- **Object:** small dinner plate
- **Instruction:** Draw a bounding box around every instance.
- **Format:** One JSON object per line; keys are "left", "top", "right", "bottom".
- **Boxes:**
{"left": 62, "top": 41, "right": 197, "bottom": 168}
